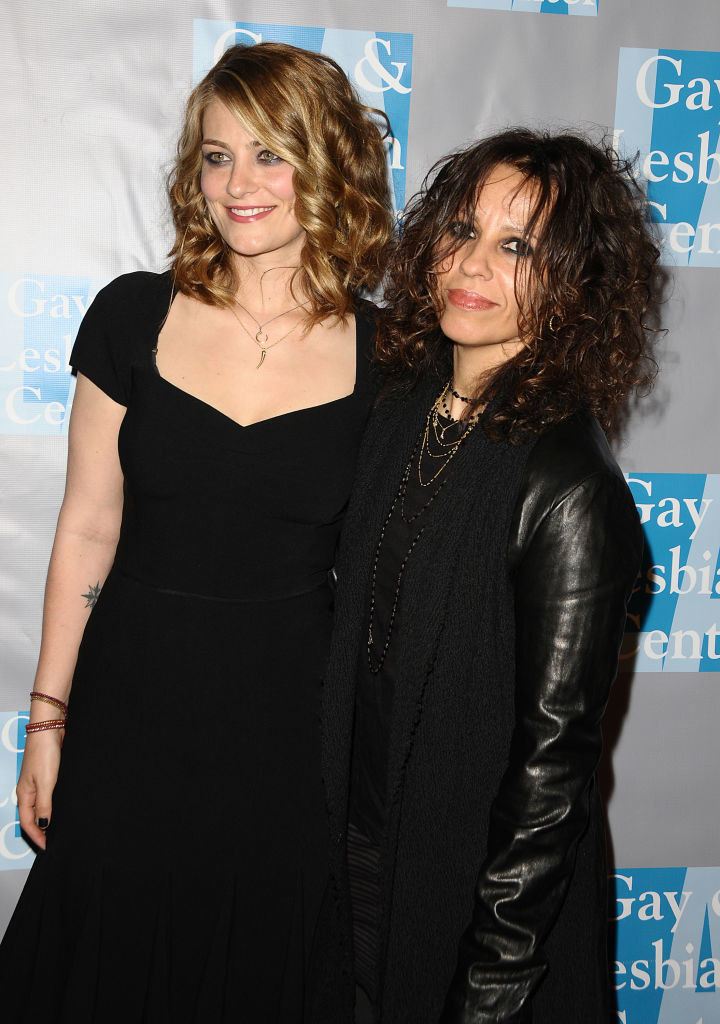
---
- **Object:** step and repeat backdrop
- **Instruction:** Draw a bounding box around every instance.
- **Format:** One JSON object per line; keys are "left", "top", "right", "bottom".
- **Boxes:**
{"left": 1, "top": 2, "right": 718, "bottom": 1021}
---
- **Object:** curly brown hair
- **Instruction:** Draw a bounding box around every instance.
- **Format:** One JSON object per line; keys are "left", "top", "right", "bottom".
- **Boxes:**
{"left": 167, "top": 42, "right": 394, "bottom": 325}
{"left": 378, "top": 129, "right": 661, "bottom": 440}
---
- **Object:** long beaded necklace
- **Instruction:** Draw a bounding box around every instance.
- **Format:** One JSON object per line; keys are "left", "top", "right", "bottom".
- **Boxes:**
{"left": 366, "top": 482, "right": 426, "bottom": 674}
{"left": 367, "top": 384, "right": 479, "bottom": 674}
{"left": 228, "top": 298, "right": 309, "bottom": 369}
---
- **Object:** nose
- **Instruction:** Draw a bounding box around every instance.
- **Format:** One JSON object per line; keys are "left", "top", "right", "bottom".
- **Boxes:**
{"left": 458, "top": 238, "right": 492, "bottom": 280}
{"left": 226, "top": 156, "right": 258, "bottom": 199}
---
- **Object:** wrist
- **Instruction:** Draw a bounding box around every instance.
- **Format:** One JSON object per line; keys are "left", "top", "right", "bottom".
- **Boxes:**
{"left": 25, "top": 719, "right": 66, "bottom": 737}
{"left": 23, "top": 728, "right": 65, "bottom": 758}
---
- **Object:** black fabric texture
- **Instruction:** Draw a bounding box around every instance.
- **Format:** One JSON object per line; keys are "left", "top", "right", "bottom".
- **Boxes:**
{"left": 0, "top": 271, "right": 378, "bottom": 1024}
{"left": 312, "top": 377, "right": 642, "bottom": 1024}
{"left": 350, "top": 412, "right": 467, "bottom": 842}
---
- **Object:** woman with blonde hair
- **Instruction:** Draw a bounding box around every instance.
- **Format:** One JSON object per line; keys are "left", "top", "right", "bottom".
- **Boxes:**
{"left": 0, "top": 42, "right": 392, "bottom": 1023}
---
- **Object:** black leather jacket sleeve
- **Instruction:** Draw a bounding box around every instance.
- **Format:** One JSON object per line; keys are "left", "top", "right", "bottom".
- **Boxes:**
{"left": 440, "top": 418, "right": 643, "bottom": 1023}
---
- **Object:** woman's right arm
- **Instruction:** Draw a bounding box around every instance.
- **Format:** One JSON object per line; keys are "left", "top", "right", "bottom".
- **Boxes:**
{"left": 17, "top": 374, "right": 126, "bottom": 849}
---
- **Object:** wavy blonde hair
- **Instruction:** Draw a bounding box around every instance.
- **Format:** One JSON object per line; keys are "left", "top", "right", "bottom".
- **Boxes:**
{"left": 167, "top": 42, "right": 394, "bottom": 324}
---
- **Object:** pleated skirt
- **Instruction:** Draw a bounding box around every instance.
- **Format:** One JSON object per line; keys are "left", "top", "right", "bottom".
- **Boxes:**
{"left": 0, "top": 570, "right": 333, "bottom": 1023}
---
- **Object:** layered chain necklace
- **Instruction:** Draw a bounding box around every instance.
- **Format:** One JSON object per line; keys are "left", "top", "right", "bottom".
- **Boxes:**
{"left": 367, "top": 382, "right": 479, "bottom": 673}
{"left": 229, "top": 298, "right": 309, "bottom": 369}
{"left": 415, "top": 382, "right": 479, "bottom": 488}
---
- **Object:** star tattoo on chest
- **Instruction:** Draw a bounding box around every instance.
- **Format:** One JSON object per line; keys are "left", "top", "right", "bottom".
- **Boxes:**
{"left": 82, "top": 582, "right": 102, "bottom": 608}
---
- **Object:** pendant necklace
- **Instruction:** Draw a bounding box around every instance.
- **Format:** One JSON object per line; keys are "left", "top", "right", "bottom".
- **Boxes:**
{"left": 229, "top": 298, "right": 309, "bottom": 369}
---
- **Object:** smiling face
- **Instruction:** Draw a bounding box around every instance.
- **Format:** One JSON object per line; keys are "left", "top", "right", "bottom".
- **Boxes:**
{"left": 436, "top": 164, "right": 540, "bottom": 375}
{"left": 200, "top": 98, "right": 306, "bottom": 270}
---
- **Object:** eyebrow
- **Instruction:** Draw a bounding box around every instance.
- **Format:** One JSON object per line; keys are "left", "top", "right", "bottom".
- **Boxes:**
{"left": 201, "top": 137, "right": 262, "bottom": 149}
{"left": 501, "top": 220, "right": 527, "bottom": 234}
{"left": 470, "top": 216, "right": 533, "bottom": 237}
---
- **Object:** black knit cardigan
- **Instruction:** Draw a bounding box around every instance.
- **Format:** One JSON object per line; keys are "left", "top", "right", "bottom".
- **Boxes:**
{"left": 311, "top": 375, "right": 636, "bottom": 1024}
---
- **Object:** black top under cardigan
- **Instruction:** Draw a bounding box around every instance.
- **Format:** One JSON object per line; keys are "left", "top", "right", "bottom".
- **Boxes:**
{"left": 311, "top": 376, "right": 642, "bottom": 1024}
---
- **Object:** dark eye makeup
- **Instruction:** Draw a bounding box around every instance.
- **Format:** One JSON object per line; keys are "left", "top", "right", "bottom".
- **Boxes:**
{"left": 448, "top": 220, "right": 477, "bottom": 240}
{"left": 256, "top": 149, "right": 283, "bottom": 165}
{"left": 201, "top": 148, "right": 284, "bottom": 167}
{"left": 202, "top": 150, "right": 229, "bottom": 165}
{"left": 504, "top": 238, "right": 534, "bottom": 258}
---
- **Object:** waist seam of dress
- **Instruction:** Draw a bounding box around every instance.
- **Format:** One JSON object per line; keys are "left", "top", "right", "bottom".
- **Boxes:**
{"left": 113, "top": 567, "right": 331, "bottom": 604}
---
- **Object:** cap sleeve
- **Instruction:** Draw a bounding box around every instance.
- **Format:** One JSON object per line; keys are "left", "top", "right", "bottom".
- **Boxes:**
{"left": 70, "top": 272, "right": 172, "bottom": 406}
{"left": 70, "top": 280, "right": 131, "bottom": 406}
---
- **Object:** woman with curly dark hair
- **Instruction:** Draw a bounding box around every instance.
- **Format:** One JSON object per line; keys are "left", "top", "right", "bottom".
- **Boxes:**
{"left": 314, "top": 130, "right": 659, "bottom": 1024}
{"left": 0, "top": 42, "right": 392, "bottom": 1022}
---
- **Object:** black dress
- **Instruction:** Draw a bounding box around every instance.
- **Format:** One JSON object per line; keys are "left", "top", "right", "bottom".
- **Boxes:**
{"left": 0, "top": 271, "right": 376, "bottom": 1024}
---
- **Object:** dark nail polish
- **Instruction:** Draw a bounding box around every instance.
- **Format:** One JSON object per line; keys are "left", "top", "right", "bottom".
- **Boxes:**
{"left": 37, "top": 817, "right": 49, "bottom": 830}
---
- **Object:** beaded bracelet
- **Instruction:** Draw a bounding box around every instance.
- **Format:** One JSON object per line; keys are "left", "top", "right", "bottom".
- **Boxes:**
{"left": 25, "top": 719, "right": 67, "bottom": 735}
{"left": 30, "top": 691, "right": 69, "bottom": 717}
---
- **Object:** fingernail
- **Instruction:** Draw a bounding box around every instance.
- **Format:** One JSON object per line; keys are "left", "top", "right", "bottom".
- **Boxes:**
{"left": 37, "top": 818, "right": 49, "bottom": 830}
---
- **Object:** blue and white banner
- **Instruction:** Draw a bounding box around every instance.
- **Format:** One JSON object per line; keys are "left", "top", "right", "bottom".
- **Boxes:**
{"left": 447, "top": 0, "right": 598, "bottom": 15}
{"left": 615, "top": 48, "right": 720, "bottom": 268}
{"left": 0, "top": 274, "right": 104, "bottom": 436}
{"left": 193, "top": 20, "right": 414, "bottom": 213}
{"left": 623, "top": 474, "right": 720, "bottom": 673}
{"left": 0, "top": 713, "right": 34, "bottom": 870}
{"left": 611, "top": 867, "right": 720, "bottom": 1023}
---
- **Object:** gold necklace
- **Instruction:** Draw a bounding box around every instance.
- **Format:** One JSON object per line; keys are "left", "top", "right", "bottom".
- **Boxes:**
{"left": 229, "top": 299, "right": 309, "bottom": 369}
{"left": 367, "top": 388, "right": 476, "bottom": 673}
{"left": 418, "top": 385, "right": 477, "bottom": 486}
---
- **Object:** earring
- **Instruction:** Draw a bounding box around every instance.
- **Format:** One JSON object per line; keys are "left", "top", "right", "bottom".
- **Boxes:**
{"left": 548, "top": 313, "right": 562, "bottom": 333}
